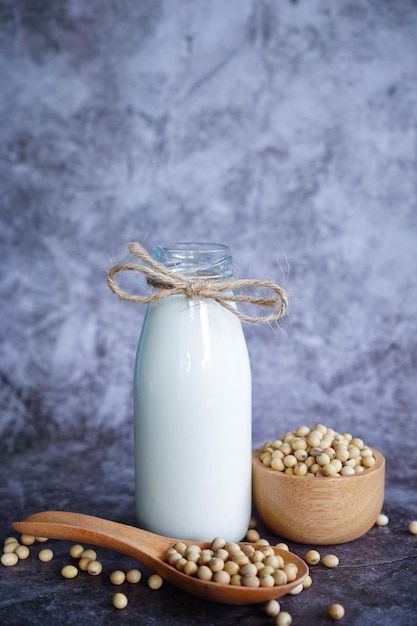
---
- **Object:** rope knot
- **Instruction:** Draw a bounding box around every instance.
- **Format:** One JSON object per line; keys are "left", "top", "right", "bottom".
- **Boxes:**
{"left": 107, "top": 243, "right": 289, "bottom": 324}
{"left": 184, "top": 280, "right": 206, "bottom": 300}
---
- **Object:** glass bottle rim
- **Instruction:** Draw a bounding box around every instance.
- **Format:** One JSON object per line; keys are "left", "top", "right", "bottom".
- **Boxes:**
{"left": 154, "top": 242, "right": 233, "bottom": 280}
{"left": 155, "top": 242, "right": 229, "bottom": 253}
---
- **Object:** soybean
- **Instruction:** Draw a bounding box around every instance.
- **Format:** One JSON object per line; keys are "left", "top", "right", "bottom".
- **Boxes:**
{"left": 211, "top": 537, "right": 226, "bottom": 551}
{"left": 289, "top": 582, "right": 303, "bottom": 595}
{"left": 183, "top": 560, "right": 198, "bottom": 576}
{"left": 14, "top": 545, "right": 30, "bottom": 560}
{"left": 224, "top": 560, "right": 240, "bottom": 576}
{"left": 175, "top": 557, "right": 187, "bottom": 571}
{"left": 240, "top": 563, "right": 257, "bottom": 576}
{"left": 302, "top": 575, "right": 313, "bottom": 588}
{"left": 322, "top": 554, "right": 339, "bottom": 568}
{"left": 20, "top": 534, "right": 35, "bottom": 546}
{"left": 196, "top": 565, "right": 213, "bottom": 581}
{"left": 148, "top": 573, "right": 163, "bottom": 589}
{"left": 1, "top": 552, "right": 18, "bottom": 567}
{"left": 259, "top": 574, "right": 274, "bottom": 587}
{"left": 110, "top": 570, "right": 126, "bottom": 585}
{"left": 81, "top": 549, "right": 97, "bottom": 561}
{"left": 38, "top": 549, "right": 54, "bottom": 562}
{"left": 246, "top": 528, "right": 260, "bottom": 542}
{"left": 305, "top": 549, "right": 320, "bottom": 565}
{"left": 265, "top": 599, "right": 280, "bottom": 616}
{"left": 61, "top": 564, "right": 78, "bottom": 579}
{"left": 408, "top": 521, "right": 417, "bottom": 535}
{"left": 112, "top": 592, "right": 128, "bottom": 609}
{"left": 283, "top": 563, "right": 298, "bottom": 581}
{"left": 3, "top": 541, "right": 19, "bottom": 554}
{"left": 87, "top": 560, "right": 103, "bottom": 576}
{"left": 241, "top": 574, "right": 260, "bottom": 587}
{"left": 213, "top": 570, "right": 231, "bottom": 584}
{"left": 230, "top": 574, "right": 242, "bottom": 586}
{"left": 69, "top": 544, "right": 84, "bottom": 559}
{"left": 327, "top": 603, "right": 345, "bottom": 620}
{"left": 126, "top": 568, "right": 142, "bottom": 583}
{"left": 376, "top": 513, "right": 389, "bottom": 526}
{"left": 273, "top": 570, "right": 287, "bottom": 585}
{"left": 275, "top": 611, "right": 292, "bottom": 625}
{"left": 79, "top": 557, "right": 92, "bottom": 571}
{"left": 173, "top": 541, "right": 187, "bottom": 555}
{"left": 294, "top": 462, "right": 308, "bottom": 476}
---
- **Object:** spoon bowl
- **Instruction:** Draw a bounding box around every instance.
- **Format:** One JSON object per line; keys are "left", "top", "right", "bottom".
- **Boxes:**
{"left": 13, "top": 511, "right": 308, "bottom": 604}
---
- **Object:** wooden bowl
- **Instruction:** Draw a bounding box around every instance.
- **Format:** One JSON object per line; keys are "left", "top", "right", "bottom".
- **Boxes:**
{"left": 252, "top": 446, "right": 385, "bottom": 545}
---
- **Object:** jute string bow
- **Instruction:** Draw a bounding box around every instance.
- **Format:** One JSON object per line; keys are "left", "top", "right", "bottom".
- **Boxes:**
{"left": 107, "top": 242, "right": 288, "bottom": 324}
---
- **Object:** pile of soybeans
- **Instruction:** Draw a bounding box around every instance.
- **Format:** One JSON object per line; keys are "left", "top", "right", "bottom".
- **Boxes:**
{"left": 259, "top": 424, "right": 376, "bottom": 477}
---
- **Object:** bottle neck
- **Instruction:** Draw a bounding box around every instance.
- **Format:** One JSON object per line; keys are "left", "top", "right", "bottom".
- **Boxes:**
{"left": 153, "top": 243, "right": 234, "bottom": 281}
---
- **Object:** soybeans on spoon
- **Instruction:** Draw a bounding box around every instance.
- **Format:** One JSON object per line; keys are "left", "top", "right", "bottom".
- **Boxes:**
{"left": 13, "top": 511, "right": 308, "bottom": 605}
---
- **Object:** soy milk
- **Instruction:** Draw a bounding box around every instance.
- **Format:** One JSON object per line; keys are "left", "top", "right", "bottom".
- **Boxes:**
{"left": 134, "top": 244, "right": 252, "bottom": 541}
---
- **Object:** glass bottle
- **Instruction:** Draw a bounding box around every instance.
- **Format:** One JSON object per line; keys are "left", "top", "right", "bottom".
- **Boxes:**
{"left": 134, "top": 243, "right": 252, "bottom": 541}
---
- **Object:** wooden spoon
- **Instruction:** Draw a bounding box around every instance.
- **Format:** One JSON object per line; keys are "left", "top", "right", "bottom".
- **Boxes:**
{"left": 13, "top": 510, "right": 308, "bottom": 604}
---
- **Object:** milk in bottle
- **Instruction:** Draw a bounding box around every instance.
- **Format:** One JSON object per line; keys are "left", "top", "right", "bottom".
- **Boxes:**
{"left": 134, "top": 243, "right": 252, "bottom": 541}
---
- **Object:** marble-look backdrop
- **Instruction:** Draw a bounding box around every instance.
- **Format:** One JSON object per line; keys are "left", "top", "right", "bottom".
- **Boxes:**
{"left": 1, "top": 1, "right": 416, "bottom": 495}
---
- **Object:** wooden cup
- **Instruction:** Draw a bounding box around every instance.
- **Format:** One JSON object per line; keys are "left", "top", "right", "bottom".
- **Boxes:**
{"left": 252, "top": 447, "right": 385, "bottom": 544}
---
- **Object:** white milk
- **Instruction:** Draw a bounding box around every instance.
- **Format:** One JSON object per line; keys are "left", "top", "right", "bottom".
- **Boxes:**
{"left": 134, "top": 290, "right": 252, "bottom": 541}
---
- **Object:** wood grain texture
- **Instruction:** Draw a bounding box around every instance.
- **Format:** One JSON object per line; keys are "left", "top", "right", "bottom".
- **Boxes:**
{"left": 252, "top": 448, "right": 385, "bottom": 544}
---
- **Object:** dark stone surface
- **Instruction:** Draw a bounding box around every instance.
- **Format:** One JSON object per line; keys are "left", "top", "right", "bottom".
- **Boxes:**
{"left": 1, "top": 431, "right": 416, "bottom": 625}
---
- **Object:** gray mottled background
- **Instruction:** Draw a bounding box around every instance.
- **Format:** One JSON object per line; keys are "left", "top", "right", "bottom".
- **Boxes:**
{"left": 1, "top": 0, "right": 417, "bottom": 505}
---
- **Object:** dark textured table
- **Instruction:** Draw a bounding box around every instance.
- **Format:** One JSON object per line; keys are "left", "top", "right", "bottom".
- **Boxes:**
{"left": 1, "top": 428, "right": 416, "bottom": 626}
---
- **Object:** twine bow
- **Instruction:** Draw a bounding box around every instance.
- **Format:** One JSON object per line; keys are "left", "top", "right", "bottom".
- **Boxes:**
{"left": 107, "top": 242, "right": 288, "bottom": 324}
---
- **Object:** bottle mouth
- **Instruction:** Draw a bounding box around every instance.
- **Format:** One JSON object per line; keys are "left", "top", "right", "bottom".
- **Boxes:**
{"left": 153, "top": 243, "right": 234, "bottom": 280}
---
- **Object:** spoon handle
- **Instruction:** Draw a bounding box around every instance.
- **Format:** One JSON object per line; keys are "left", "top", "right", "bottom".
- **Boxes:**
{"left": 13, "top": 511, "right": 176, "bottom": 573}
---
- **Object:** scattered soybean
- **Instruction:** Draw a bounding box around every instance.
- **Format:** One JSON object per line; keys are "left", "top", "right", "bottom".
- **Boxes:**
{"left": 38, "top": 549, "right": 54, "bottom": 562}
{"left": 110, "top": 570, "right": 126, "bottom": 585}
{"left": 1, "top": 552, "right": 18, "bottom": 567}
{"left": 69, "top": 544, "right": 85, "bottom": 559}
{"left": 305, "top": 549, "right": 320, "bottom": 565}
{"left": 112, "top": 592, "right": 128, "bottom": 609}
{"left": 87, "top": 560, "right": 103, "bottom": 576}
{"left": 275, "top": 610, "right": 292, "bottom": 625}
{"left": 327, "top": 603, "right": 345, "bottom": 620}
{"left": 148, "top": 574, "right": 163, "bottom": 589}
{"left": 20, "top": 534, "right": 36, "bottom": 546}
{"left": 265, "top": 599, "right": 280, "bottom": 616}
{"left": 126, "top": 568, "right": 142, "bottom": 583}
{"left": 14, "top": 545, "right": 30, "bottom": 560}
{"left": 61, "top": 564, "right": 78, "bottom": 579}
{"left": 322, "top": 554, "right": 339, "bottom": 569}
